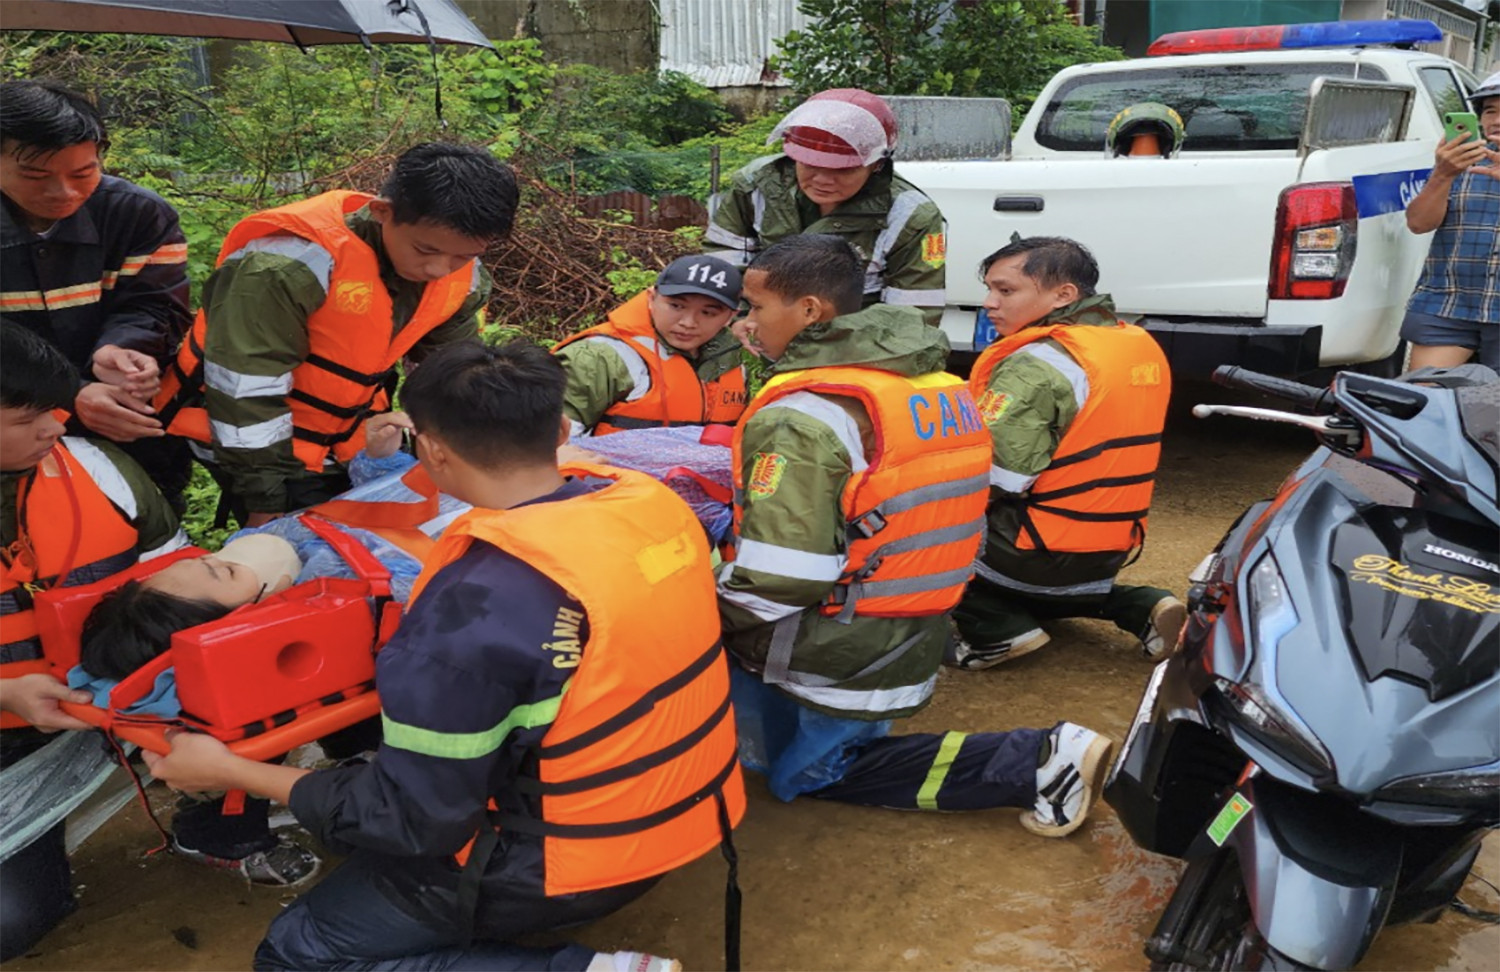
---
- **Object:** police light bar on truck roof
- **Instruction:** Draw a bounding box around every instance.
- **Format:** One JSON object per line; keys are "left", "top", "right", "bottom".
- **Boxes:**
{"left": 1147, "top": 19, "right": 1444, "bottom": 57}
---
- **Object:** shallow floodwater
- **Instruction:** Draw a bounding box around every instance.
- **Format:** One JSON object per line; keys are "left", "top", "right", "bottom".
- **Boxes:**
{"left": 8, "top": 391, "right": 1498, "bottom": 971}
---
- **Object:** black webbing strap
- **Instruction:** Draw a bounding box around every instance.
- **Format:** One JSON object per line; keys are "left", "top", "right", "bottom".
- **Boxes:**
{"left": 604, "top": 415, "right": 702, "bottom": 431}
{"left": 454, "top": 823, "right": 501, "bottom": 949}
{"left": 156, "top": 329, "right": 207, "bottom": 429}
{"left": 493, "top": 753, "right": 738, "bottom": 839}
{"left": 513, "top": 692, "right": 732, "bottom": 796}
{"left": 1044, "top": 432, "right": 1162, "bottom": 471}
{"left": 1, "top": 585, "right": 35, "bottom": 616}
{"left": 536, "top": 640, "right": 724, "bottom": 760}
{"left": 715, "top": 790, "right": 742, "bottom": 972}
{"left": 303, "top": 352, "right": 392, "bottom": 387}
{"left": 293, "top": 423, "right": 364, "bottom": 448}
{"left": 288, "top": 387, "right": 378, "bottom": 420}
{"left": 1029, "top": 503, "right": 1152, "bottom": 523}
{"left": 1017, "top": 506, "right": 1049, "bottom": 554}
{"left": 1026, "top": 471, "right": 1156, "bottom": 504}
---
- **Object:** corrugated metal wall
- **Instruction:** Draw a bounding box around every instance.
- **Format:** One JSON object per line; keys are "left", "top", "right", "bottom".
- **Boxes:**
{"left": 659, "top": 0, "right": 813, "bottom": 87}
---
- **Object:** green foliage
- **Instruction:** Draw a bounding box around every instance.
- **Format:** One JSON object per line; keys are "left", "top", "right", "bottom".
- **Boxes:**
{"left": 447, "top": 38, "right": 554, "bottom": 116}
{"left": 181, "top": 465, "right": 235, "bottom": 550}
{"left": 673, "top": 113, "right": 782, "bottom": 199}
{"left": 774, "top": 0, "right": 1124, "bottom": 119}
{"left": 520, "top": 64, "right": 732, "bottom": 195}
{"left": 604, "top": 245, "right": 659, "bottom": 299}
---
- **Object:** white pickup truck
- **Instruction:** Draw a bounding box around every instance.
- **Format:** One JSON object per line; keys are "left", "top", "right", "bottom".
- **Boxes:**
{"left": 895, "top": 19, "right": 1486, "bottom": 377}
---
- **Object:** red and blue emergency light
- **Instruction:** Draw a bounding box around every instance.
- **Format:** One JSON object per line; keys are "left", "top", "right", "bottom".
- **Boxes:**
{"left": 1147, "top": 19, "right": 1444, "bottom": 57}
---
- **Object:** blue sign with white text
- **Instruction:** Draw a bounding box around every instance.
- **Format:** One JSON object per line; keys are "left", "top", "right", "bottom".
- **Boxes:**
{"left": 1352, "top": 168, "right": 1432, "bottom": 218}
{"left": 972, "top": 307, "right": 996, "bottom": 351}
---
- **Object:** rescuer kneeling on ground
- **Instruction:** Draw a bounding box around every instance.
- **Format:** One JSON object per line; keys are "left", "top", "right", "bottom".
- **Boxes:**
{"left": 0, "top": 321, "right": 186, "bottom": 960}
{"left": 719, "top": 234, "right": 1113, "bottom": 836}
{"left": 145, "top": 339, "right": 742, "bottom": 972}
{"left": 949, "top": 236, "right": 1185, "bottom": 670}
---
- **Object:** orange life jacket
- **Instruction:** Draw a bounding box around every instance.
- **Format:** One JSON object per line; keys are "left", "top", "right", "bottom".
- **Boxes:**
{"left": 411, "top": 463, "right": 744, "bottom": 896}
{"left": 732, "top": 368, "right": 991, "bottom": 620}
{"left": 969, "top": 322, "right": 1171, "bottom": 554}
{"left": 154, "top": 191, "right": 475, "bottom": 470}
{"left": 1, "top": 439, "right": 140, "bottom": 727}
{"left": 554, "top": 292, "right": 747, "bottom": 435}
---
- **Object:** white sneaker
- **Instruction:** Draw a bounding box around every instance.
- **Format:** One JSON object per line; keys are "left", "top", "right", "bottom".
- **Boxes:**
{"left": 944, "top": 627, "right": 1050, "bottom": 670}
{"left": 1140, "top": 596, "right": 1188, "bottom": 662}
{"left": 1021, "top": 722, "right": 1115, "bottom": 838}
{"left": 588, "top": 951, "right": 683, "bottom": 972}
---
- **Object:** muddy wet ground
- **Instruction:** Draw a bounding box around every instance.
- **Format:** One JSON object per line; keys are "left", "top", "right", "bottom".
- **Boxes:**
{"left": 8, "top": 389, "right": 1498, "bottom": 971}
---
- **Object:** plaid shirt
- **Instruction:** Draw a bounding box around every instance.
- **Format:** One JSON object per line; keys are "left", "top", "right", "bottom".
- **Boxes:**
{"left": 1407, "top": 157, "right": 1500, "bottom": 324}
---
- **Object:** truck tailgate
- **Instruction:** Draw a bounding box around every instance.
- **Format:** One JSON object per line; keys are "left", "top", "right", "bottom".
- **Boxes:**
{"left": 905, "top": 156, "right": 1304, "bottom": 317}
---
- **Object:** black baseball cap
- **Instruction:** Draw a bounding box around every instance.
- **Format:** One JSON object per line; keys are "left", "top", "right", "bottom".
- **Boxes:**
{"left": 654, "top": 255, "right": 742, "bottom": 310}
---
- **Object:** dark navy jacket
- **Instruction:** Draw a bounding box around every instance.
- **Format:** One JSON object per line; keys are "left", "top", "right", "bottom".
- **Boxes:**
{"left": 288, "top": 480, "right": 595, "bottom": 868}
{"left": 0, "top": 174, "right": 191, "bottom": 374}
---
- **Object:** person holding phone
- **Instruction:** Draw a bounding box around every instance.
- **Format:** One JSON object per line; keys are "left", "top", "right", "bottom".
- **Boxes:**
{"left": 1402, "top": 72, "right": 1500, "bottom": 370}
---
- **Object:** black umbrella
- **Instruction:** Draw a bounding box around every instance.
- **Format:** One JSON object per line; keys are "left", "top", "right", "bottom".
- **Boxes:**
{"left": 0, "top": 0, "right": 493, "bottom": 49}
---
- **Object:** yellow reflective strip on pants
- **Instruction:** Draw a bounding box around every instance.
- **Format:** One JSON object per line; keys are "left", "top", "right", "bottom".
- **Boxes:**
{"left": 916, "top": 731, "right": 967, "bottom": 809}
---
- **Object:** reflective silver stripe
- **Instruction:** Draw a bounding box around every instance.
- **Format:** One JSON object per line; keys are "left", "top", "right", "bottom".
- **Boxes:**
{"left": 139, "top": 529, "right": 190, "bottom": 561}
{"left": 761, "top": 613, "right": 802, "bottom": 685}
{"left": 868, "top": 517, "right": 985, "bottom": 558}
{"left": 1021, "top": 342, "right": 1089, "bottom": 411}
{"left": 577, "top": 335, "right": 652, "bottom": 401}
{"left": 869, "top": 189, "right": 932, "bottom": 275}
{"left": 851, "top": 565, "right": 974, "bottom": 602}
{"left": 187, "top": 440, "right": 213, "bottom": 462}
{"left": 774, "top": 630, "right": 925, "bottom": 689}
{"left": 883, "top": 286, "right": 946, "bottom": 307}
{"left": 735, "top": 538, "right": 846, "bottom": 582}
{"left": 990, "top": 465, "right": 1038, "bottom": 493}
{"left": 469, "top": 260, "right": 482, "bottom": 292}
{"left": 204, "top": 362, "right": 293, "bottom": 399}
{"left": 781, "top": 673, "right": 937, "bottom": 715}
{"left": 750, "top": 188, "right": 767, "bottom": 237}
{"left": 972, "top": 558, "right": 1114, "bottom": 596}
{"left": 211, "top": 413, "right": 294, "bottom": 449}
{"left": 223, "top": 235, "right": 334, "bottom": 295}
{"left": 762, "top": 618, "right": 919, "bottom": 689}
{"left": 703, "top": 221, "right": 754, "bottom": 252}
{"left": 717, "top": 563, "right": 803, "bottom": 622}
{"left": 880, "top": 474, "right": 989, "bottom": 515}
{"left": 762, "top": 392, "right": 868, "bottom": 472}
{"left": 61, "top": 437, "right": 137, "bottom": 520}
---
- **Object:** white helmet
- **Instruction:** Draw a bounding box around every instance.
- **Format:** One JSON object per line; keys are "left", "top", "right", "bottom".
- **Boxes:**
{"left": 1469, "top": 72, "right": 1500, "bottom": 110}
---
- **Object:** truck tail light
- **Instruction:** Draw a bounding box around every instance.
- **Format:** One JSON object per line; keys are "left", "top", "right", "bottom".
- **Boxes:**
{"left": 1269, "top": 182, "right": 1357, "bottom": 300}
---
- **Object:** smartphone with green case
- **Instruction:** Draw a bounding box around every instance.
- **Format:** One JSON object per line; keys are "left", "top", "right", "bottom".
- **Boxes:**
{"left": 1443, "top": 111, "right": 1479, "bottom": 143}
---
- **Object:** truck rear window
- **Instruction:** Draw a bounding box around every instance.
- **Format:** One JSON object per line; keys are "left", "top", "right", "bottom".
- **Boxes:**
{"left": 1034, "top": 62, "right": 1387, "bottom": 152}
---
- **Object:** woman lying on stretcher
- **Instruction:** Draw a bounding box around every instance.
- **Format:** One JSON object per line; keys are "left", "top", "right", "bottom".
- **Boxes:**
{"left": 77, "top": 415, "right": 734, "bottom": 691}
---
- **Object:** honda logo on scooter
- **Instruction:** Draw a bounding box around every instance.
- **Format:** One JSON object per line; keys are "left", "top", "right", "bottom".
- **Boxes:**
{"left": 1423, "top": 544, "right": 1500, "bottom": 575}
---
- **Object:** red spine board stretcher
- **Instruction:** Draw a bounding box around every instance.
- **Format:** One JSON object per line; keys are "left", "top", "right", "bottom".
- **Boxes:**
{"left": 33, "top": 516, "right": 402, "bottom": 761}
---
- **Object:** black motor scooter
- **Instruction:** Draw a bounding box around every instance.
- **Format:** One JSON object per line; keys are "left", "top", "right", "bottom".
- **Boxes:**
{"left": 1105, "top": 363, "right": 1499, "bottom": 970}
